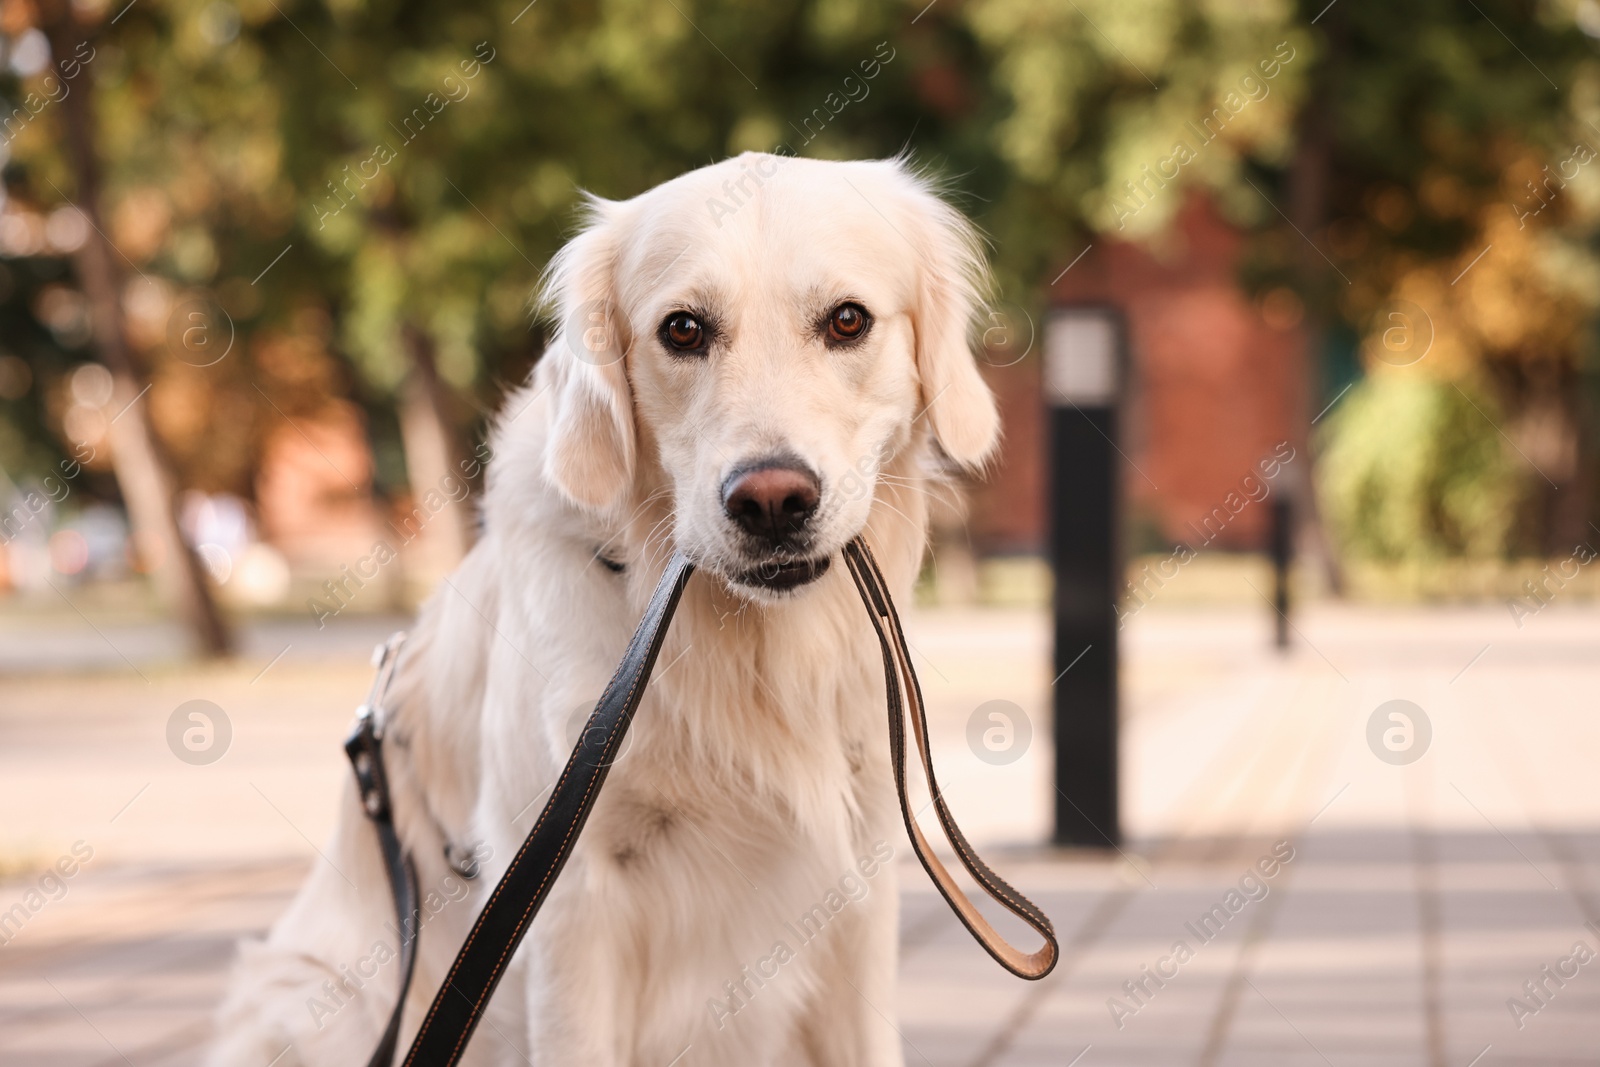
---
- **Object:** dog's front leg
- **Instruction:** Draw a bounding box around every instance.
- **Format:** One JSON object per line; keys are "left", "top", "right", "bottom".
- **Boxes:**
{"left": 516, "top": 863, "right": 634, "bottom": 1067}
{"left": 793, "top": 861, "right": 906, "bottom": 1067}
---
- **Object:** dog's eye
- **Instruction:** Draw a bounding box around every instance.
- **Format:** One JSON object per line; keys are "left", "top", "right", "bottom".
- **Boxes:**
{"left": 826, "top": 303, "right": 870, "bottom": 343}
{"left": 660, "top": 312, "right": 706, "bottom": 353}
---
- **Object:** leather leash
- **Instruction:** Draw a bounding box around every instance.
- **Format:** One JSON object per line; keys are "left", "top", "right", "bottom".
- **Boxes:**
{"left": 841, "top": 538, "right": 1057, "bottom": 980}
{"left": 353, "top": 537, "right": 1054, "bottom": 1067}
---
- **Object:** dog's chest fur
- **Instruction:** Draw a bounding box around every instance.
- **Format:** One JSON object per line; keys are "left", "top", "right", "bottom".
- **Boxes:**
{"left": 464, "top": 516, "right": 912, "bottom": 1061}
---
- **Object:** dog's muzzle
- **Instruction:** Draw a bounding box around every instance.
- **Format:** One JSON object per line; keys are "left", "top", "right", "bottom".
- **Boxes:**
{"left": 719, "top": 455, "right": 831, "bottom": 592}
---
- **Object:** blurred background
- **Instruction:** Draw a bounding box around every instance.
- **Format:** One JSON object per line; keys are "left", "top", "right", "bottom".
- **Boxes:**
{"left": 3, "top": 0, "right": 1600, "bottom": 1063}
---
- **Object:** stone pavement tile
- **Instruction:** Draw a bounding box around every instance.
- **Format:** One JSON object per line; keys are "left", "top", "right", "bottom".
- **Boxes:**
{"left": 1000, "top": 972, "right": 1215, "bottom": 1064}
{"left": 0, "top": 860, "right": 306, "bottom": 1066}
{"left": 897, "top": 961, "right": 1032, "bottom": 1067}
{"left": 1225, "top": 972, "right": 1427, "bottom": 1051}
{"left": 13, "top": 975, "right": 214, "bottom": 1066}
{"left": 1443, "top": 923, "right": 1600, "bottom": 1061}
{"left": 1489, "top": 998, "right": 1600, "bottom": 1065}
{"left": 7, "top": 601, "right": 1600, "bottom": 1065}
{"left": 0, "top": 610, "right": 407, "bottom": 675}
{"left": 935, "top": 855, "right": 1281, "bottom": 1063}
{"left": 0, "top": 665, "right": 372, "bottom": 868}
{"left": 898, "top": 858, "right": 1122, "bottom": 1066}
{"left": 992, "top": 833, "right": 1438, "bottom": 1063}
{"left": 1212, "top": 1052, "right": 1421, "bottom": 1067}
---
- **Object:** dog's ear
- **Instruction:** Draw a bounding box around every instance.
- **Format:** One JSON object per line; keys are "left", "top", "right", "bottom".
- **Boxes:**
{"left": 538, "top": 202, "right": 636, "bottom": 511}
{"left": 905, "top": 178, "right": 1001, "bottom": 470}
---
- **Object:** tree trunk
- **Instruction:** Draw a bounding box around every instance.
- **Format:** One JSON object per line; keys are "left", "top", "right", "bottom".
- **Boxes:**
{"left": 42, "top": 3, "right": 232, "bottom": 656}
{"left": 1285, "top": 6, "right": 1347, "bottom": 597}
{"left": 398, "top": 322, "right": 473, "bottom": 581}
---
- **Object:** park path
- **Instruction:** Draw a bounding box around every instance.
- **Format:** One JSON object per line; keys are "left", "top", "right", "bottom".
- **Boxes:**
{"left": 2, "top": 595, "right": 1599, "bottom": 1065}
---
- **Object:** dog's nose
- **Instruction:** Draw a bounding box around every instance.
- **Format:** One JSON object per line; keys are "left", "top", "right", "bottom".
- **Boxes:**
{"left": 722, "top": 461, "right": 821, "bottom": 545}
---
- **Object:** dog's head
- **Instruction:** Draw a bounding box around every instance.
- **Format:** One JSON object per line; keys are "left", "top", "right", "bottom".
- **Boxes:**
{"left": 537, "top": 154, "right": 997, "bottom": 598}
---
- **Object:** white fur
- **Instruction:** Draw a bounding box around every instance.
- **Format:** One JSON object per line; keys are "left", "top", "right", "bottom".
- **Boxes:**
{"left": 210, "top": 155, "right": 998, "bottom": 1067}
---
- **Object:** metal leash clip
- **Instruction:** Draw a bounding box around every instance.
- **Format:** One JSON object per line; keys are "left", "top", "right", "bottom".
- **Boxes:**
{"left": 346, "top": 631, "right": 408, "bottom": 820}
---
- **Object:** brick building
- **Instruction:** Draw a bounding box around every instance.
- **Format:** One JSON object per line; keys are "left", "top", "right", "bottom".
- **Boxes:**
{"left": 971, "top": 193, "right": 1308, "bottom": 557}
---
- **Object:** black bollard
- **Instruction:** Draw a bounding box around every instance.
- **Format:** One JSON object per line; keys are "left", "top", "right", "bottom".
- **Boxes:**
{"left": 1270, "top": 495, "right": 1292, "bottom": 650}
{"left": 1045, "top": 307, "right": 1123, "bottom": 848}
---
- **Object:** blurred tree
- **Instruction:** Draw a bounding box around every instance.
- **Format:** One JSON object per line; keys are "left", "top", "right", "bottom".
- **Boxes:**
{"left": 949, "top": 0, "right": 1335, "bottom": 573}
{"left": 1320, "top": 375, "right": 1523, "bottom": 559}
{"left": 961, "top": 0, "right": 1600, "bottom": 561}
{"left": 6, "top": 0, "right": 1598, "bottom": 629}
{"left": 2, "top": 0, "right": 234, "bottom": 653}
{"left": 230, "top": 0, "right": 1003, "bottom": 575}
{"left": 6, "top": 0, "right": 1005, "bottom": 614}
{"left": 960, "top": 0, "right": 1307, "bottom": 285}
{"left": 1275, "top": 0, "right": 1599, "bottom": 560}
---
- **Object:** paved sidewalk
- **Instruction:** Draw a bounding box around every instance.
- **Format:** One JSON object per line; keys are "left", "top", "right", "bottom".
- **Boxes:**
{"left": 3, "top": 597, "right": 1599, "bottom": 1064}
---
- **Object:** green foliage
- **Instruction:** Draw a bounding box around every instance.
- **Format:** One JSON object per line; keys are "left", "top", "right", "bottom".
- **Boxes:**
{"left": 964, "top": 0, "right": 1308, "bottom": 293}
{"left": 198, "top": 0, "right": 1012, "bottom": 410}
{"left": 1318, "top": 375, "right": 1524, "bottom": 560}
{"left": 4, "top": 0, "right": 1598, "bottom": 564}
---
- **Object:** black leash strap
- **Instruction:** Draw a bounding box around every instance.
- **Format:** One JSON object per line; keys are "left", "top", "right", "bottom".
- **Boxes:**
{"left": 345, "top": 633, "right": 422, "bottom": 1067}
{"left": 399, "top": 551, "right": 695, "bottom": 1067}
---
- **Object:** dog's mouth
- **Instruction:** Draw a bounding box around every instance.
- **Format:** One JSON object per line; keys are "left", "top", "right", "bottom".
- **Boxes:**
{"left": 728, "top": 554, "right": 832, "bottom": 593}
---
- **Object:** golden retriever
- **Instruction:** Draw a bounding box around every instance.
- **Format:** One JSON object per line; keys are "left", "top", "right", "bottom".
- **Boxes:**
{"left": 210, "top": 153, "right": 999, "bottom": 1067}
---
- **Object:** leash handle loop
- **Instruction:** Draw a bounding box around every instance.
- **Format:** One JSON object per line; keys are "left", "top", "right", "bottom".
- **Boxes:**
{"left": 843, "top": 538, "right": 1058, "bottom": 980}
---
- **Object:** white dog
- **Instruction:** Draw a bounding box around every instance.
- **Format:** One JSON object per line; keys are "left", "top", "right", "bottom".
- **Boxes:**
{"left": 210, "top": 153, "right": 1000, "bottom": 1067}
